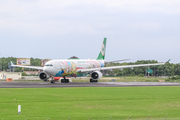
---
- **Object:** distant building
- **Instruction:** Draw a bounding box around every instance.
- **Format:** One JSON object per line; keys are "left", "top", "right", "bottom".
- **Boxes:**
{"left": 0, "top": 72, "right": 22, "bottom": 80}
{"left": 24, "top": 71, "right": 39, "bottom": 75}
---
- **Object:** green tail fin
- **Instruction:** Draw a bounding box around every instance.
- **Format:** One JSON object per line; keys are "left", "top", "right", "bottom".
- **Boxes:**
{"left": 97, "top": 38, "right": 107, "bottom": 60}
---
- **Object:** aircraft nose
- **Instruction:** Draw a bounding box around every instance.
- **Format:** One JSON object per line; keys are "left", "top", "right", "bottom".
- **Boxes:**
{"left": 43, "top": 67, "right": 50, "bottom": 74}
{"left": 43, "top": 67, "right": 56, "bottom": 76}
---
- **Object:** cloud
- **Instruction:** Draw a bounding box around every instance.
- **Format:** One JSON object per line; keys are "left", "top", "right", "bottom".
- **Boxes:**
{"left": 1, "top": 0, "right": 180, "bottom": 17}
{"left": 38, "top": 0, "right": 180, "bottom": 14}
{"left": 0, "top": 0, "right": 180, "bottom": 63}
{"left": 0, "top": 0, "right": 180, "bottom": 31}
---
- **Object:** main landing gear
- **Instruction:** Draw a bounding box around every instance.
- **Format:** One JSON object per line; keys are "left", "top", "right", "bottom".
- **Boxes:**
{"left": 61, "top": 76, "right": 69, "bottom": 83}
{"left": 50, "top": 76, "right": 70, "bottom": 84}
{"left": 90, "top": 79, "right": 98, "bottom": 83}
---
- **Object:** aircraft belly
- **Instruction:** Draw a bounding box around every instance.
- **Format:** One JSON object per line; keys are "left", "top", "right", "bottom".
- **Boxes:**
{"left": 54, "top": 71, "right": 86, "bottom": 77}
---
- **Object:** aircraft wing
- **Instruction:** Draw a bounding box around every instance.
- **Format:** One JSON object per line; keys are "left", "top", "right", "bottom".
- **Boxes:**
{"left": 11, "top": 62, "right": 44, "bottom": 70}
{"left": 77, "top": 62, "right": 166, "bottom": 73}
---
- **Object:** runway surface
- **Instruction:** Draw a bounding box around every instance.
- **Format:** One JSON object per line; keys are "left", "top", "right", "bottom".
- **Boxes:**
{"left": 0, "top": 81, "right": 180, "bottom": 88}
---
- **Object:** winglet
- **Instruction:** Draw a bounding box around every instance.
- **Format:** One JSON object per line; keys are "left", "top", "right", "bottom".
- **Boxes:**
{"left": 10, "top": 61, "right": 14, "bottom": 66}
{"left": 166, "top": 59, "right": 171, "bottom": 64}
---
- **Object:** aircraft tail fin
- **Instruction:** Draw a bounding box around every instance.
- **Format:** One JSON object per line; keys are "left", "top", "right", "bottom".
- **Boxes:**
{"left": 97, "top": 38, "right": 107, "bottom": 60}
{"left": 166, "top": 59, "right": 171, "bottom": 64}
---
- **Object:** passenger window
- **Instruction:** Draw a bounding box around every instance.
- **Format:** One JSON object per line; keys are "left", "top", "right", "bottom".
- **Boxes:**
{"left": 45, "top": 64, "right": 53, "bottom": 67}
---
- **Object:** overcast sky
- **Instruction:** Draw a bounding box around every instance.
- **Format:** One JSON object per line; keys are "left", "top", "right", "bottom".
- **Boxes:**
{"left": 0, "top": 0, "right": 180, "bottom": 63}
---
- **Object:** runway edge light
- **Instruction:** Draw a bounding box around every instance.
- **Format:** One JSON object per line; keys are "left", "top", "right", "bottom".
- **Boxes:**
{"left": 18, "top": 105, "right": 21, "bottom": 114}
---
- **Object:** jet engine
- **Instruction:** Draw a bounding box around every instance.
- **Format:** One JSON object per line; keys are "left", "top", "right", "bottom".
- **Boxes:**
{"left": 39, "top": 72, "right": 48, "bottom": 80}
{"left": 91, "top": 71, "right": 102, "bottom": 80}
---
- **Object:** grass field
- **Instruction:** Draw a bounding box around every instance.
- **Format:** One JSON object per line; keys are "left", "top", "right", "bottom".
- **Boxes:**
{"left": 0, "top": 87, "right": 180, "bottom": 120}
{"left": 73, "top": 76, "right": 168, "bottom": 82}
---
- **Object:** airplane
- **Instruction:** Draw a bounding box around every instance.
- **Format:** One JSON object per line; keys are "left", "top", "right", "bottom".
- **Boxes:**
{"left": 11, "top": 38, "right": 169, "bottom": 84}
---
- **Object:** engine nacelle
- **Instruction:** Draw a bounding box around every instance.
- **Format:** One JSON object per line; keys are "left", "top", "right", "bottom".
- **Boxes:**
{"left": 39, "top": 72, "right": 48, "bottom": 80}
{"left": 91, "top": 71, "right": 102, "bottom": 80}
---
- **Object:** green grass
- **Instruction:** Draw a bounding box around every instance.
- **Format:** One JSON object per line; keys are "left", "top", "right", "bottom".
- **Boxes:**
{"left": 0, "top": 87, "right": 180, "bottom": 120}
{"left": 73, "top": 77, "right": 168, "bottom": 82}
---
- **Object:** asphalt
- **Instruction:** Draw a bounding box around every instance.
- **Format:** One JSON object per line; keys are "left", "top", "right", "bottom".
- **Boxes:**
{"left": 0, "top": 81, "right": 180, "bottom": 88}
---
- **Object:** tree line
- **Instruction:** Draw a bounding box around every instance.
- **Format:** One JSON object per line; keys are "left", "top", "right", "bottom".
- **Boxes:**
{"left": 105, "top": 60, "right": 180, "bottom": 77}
{"left": 0, "top": 57, "right": 180, "bottom": 77}
{"left": 0, "top": 57, "right": 41, "bottom": 72}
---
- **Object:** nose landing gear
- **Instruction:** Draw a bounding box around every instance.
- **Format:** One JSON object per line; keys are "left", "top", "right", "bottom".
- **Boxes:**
{"left": 50, "top": 76, "right": 55, "bottom": 84}
{"left": 50, "top": 80, "right": 55, "bottom": 84}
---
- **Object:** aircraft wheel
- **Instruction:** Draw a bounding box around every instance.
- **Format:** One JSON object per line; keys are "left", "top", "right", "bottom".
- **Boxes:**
{"left": 51, "top": 80, "right": 55, "bottom": 84}
{"left": 61, "top": 79, "right": 65, "bottom": 83}
{"left": 90, "top": 79, "right": 97, "bottom": 83}
{"left": 66, "top": 79, "right": 69, "bottom": 83}
{"left": 61, "top": 79, "right": 69, "bottom": 83}
{"left": 90, "top": 79, "right": 98, "bottom": 83}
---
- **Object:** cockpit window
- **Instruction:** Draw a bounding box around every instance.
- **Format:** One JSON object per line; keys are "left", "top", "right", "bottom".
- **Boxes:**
{"left": 45, "top": 64, "right": 53, "bottom": 67}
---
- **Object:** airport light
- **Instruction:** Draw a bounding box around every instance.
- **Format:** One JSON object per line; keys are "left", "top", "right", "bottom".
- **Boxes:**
{"left": 18, "top": 105, "right": 21, "bottom": 114}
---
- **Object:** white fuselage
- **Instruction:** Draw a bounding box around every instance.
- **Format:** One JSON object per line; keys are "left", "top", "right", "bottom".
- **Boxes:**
{"left": 43, "top": 59, "right": 105, "bottom": 77}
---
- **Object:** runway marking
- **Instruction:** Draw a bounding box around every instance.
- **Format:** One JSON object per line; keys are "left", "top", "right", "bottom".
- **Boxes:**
{"left": 38, "top": 83, "right": 49, "bottom": 84}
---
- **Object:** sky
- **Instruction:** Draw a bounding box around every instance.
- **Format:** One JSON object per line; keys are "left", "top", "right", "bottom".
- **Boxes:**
{"left": 0, "top": 0, "right": 180, "bottom": 63}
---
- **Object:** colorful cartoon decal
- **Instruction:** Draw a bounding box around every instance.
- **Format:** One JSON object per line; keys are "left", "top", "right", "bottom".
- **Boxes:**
{"left": 99, "top": 61, "right": 104, "bottom": 67}
{"left": 55, "top": 70, "right": 64, "bottom": 77}
{"left": 54, "top": 60, "right": 104, "bottom": 77}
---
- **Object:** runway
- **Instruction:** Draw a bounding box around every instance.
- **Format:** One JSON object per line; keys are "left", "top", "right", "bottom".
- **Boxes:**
{"left": 0, "top": 81, "right": 180, "bottom": 88}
